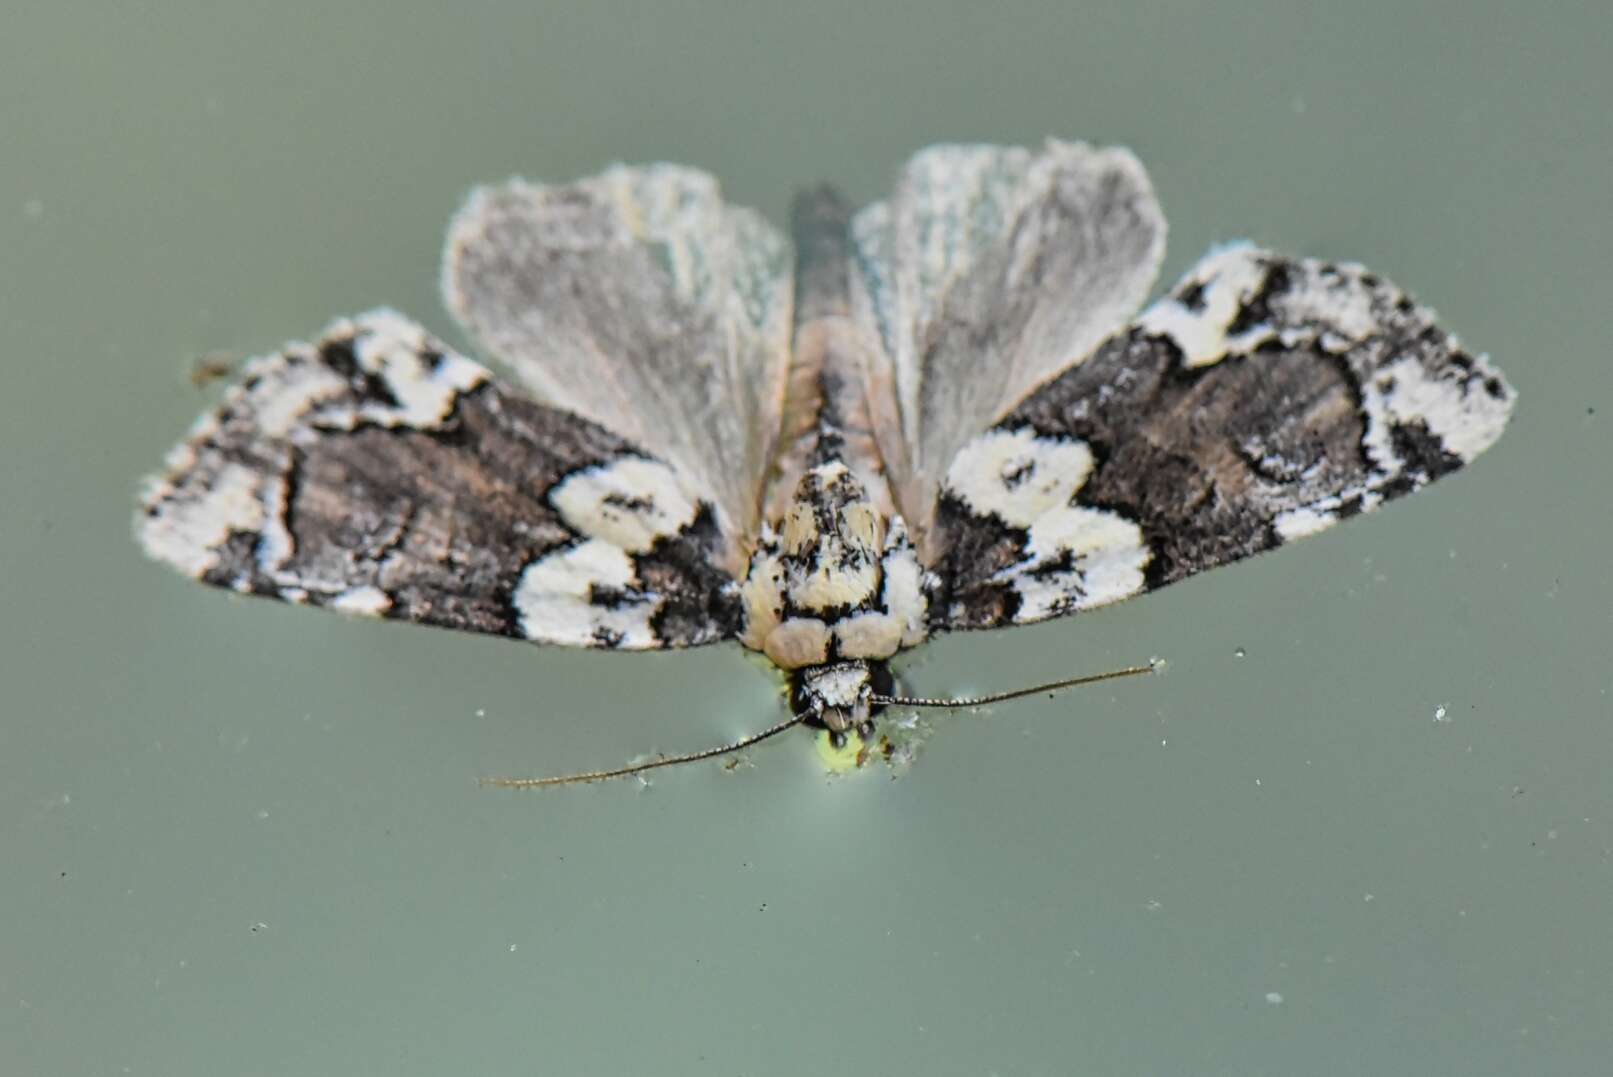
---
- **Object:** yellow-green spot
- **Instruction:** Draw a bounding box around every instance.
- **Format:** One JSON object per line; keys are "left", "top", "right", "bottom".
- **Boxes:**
{"left": 815, "top": 729, "right": 865, "bottom": 773}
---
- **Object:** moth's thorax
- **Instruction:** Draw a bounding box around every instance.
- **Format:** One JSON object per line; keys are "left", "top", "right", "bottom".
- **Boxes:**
{"left": 740, "top": 459, "right": 930, "bottom": 668}
{"left": 791, "top": 659, "right": 892, "bottom": 737}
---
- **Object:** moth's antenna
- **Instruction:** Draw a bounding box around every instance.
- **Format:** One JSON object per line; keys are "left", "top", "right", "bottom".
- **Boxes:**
{"left": 870, "top": 660, "right": 1158, "bottom": 710}
{"left": 480, "top": 712, "right": 809, "bottom": 790}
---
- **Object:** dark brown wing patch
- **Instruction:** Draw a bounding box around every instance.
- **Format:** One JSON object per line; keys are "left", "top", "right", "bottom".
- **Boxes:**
{"left": 138, "top": 311, "right": 740, "bottom": 649}
{"left": 931, "top": 248, "right": 1514, "bottom": 629}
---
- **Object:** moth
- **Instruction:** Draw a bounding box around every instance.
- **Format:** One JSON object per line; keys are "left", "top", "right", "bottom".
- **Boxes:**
{"left": 137, "top": 140, "right": 1515, "bottom": 785}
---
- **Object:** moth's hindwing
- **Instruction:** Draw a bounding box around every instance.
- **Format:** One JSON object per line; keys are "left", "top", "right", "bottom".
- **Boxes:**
{"left": 442, "top": 165, "right": 794, "bottom": 574}
{"left": 847, "top": 139, "right": 1167, "bottom": 552}
{"left": 137, "top": 310, "right": 741, "bottom": 649}
{"left": 932, "top": 247, "right": 1515, "bottom": 628}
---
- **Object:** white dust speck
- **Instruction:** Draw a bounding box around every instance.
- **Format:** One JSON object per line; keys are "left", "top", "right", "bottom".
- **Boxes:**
{"left": 1265, "top": 991, "right": 1284, "bottom": 1005}
{"left": 1233, "top": 646, "right": 1246, "bottom": 658}
{"left": 1363, "top": 893, "right": 1375, "bottom": 902}
{"left": 508, "top": 943, "right": 518, "bottom": 953}
{"left": 1144, "top": 899, "right": 1163, "bottom": 912}
{"left": 475, "top": 708, "right": 486, "bottom": 718}
{"left": 1433, "top": 704, "right": 1450, "bottom": 724}
{"left": 255, "top": 809, "right": 270, "bottom": 820}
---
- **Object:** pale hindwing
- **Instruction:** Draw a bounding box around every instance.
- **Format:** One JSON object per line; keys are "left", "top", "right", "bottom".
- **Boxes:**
{"left": 932, "top": 247, "right": 1515, "bottom": 629}
{"left": 847, "top": 140, "right": 1166, "bottom": 555}
{"left": 442, "top": 165, "right": 793, "bottom": 573}
{"left": 137, "top": 311, "right": 740, "bottom": 649}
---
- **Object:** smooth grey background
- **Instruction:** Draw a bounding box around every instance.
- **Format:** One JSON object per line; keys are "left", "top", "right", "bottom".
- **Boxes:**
{"left": 3, "top": 2, "right": 1609, "bottom": 1074}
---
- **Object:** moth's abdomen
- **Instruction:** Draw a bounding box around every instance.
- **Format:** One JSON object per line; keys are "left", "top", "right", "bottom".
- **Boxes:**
{"left": 741, "top": 461, "right": 929, "bottom": 668}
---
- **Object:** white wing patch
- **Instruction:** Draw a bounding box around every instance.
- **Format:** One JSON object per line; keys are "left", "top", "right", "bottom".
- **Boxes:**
{"left": 342, "top": 311, "right": 488, "bottom": 428}
{"left": 549, "top": 457, "right": 700, "bottom": 554}
{"left": 515, "top": 540, "right": 657, "bottom": 648}
{"left": 1135, "top": 244, "right": 1271, "bottom": 367}
{"left": 141, "top": 460, "right": 273, "bottom": 581}
{"left": 1371, "top": 355, "right": 1511, "bottom": 464}
{"left": 1271, "top": 506, "right": 1337, "bottom": 542}
{"left": 1015, "top": 508, "right": 1149, "bottom": 621}
{"left": 1136, "top": 242, "right": 1386, "bottom": 365}
{"left": 517, "top": 454, "right": 715, "bottom": 646}
{"left": 941, "top": 427, "right": 1095, "bottom": 528}
{"left": 943, "top": 428, "right": 1149, "bottom": 621}
{"left": 329, "top": 585, "right": 393, "bottom": 617}
{"left": 1143, "top": 246, "right": 1417, "bottom": 365}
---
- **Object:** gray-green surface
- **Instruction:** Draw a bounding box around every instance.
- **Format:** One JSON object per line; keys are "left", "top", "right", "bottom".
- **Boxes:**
{"left": 4, "top": 3, "right": 1609, "bottom": 1073}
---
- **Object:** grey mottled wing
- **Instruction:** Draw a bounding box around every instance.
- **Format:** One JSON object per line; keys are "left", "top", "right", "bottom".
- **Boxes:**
{"left": 931, "top": 246, "right": 1515, "bottom": 629}
{"left": 442, "top": 165, "right": 793, "bottom": 575}
{"left": 847, "top": 140, "right": 1166, "bottom": 555}
{"left": 137, "top": 311, "right": 740, "bottom": 649}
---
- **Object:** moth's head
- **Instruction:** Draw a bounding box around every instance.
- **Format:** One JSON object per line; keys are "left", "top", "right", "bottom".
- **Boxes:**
{"left": 791, "top": 660, "right": 893, "bottom": 748}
